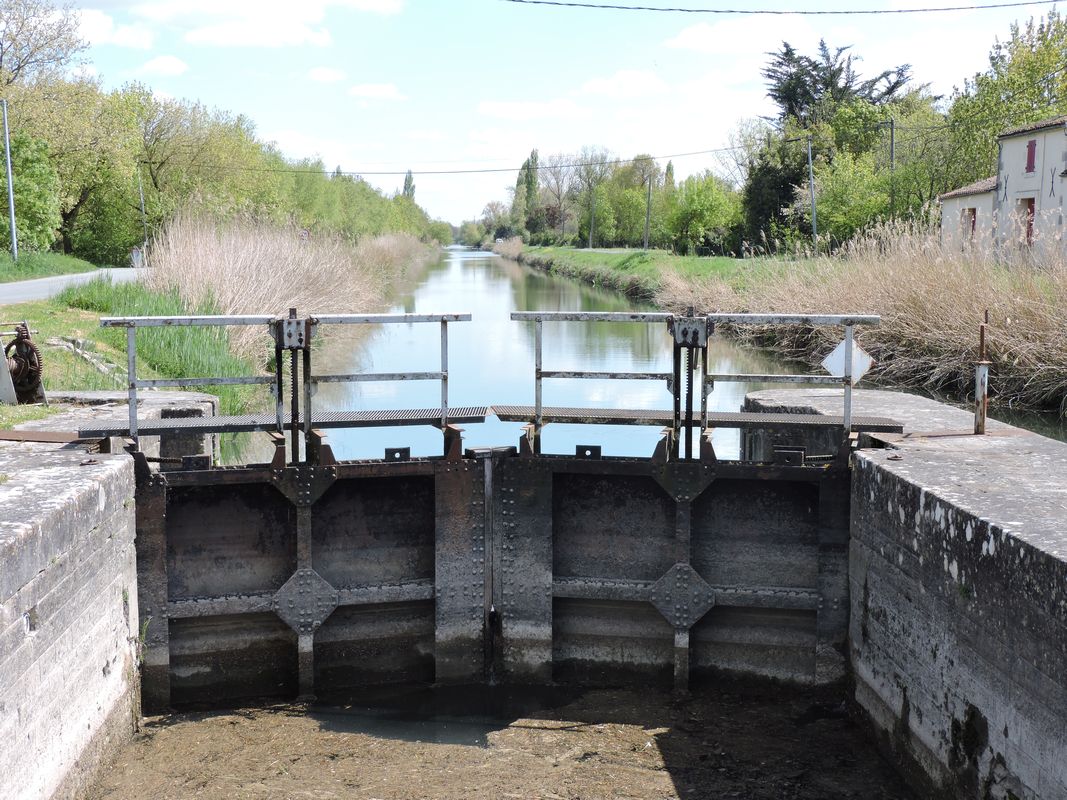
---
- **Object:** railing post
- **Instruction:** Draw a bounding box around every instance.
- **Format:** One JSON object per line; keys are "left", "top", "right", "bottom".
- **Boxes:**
{"left": 843, "top": 325, "right": 854, "bottom": 433}
{"left": 974, "top": 311, "right": 990, "bottom": 435}
{"left": 126, "top": 326, "right": 138, "bottom": 440}
{"left": 441, "top": 319, "right": 449, "bottom": 429}
{"left": 534, "top": 317, "right": 543, "bottom": 443}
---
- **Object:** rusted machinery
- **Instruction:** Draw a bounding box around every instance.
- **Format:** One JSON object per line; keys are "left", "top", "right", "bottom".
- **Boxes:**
{"left": 2, "top": 321, "right": 44, "bottom": 404}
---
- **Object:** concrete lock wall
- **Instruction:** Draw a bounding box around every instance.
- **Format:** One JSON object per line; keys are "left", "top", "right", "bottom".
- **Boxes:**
{"left": 0, "top": 391, "right": 218, "bottom": 800}
{"left": 0, "top": 443, "right": 138, "bottom": 800}
{"left": 747, "top": 389, "right": 1067, "bottom": 800}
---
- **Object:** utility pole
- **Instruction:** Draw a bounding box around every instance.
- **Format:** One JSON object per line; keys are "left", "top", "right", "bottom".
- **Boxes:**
{"left": 889, "top": 117, "right": 896, "bottom": 217}
{"left": 2, "top": 100, "right": 17, "bottom": 261}
{"left": 136, "top": 166, "right": 149, "bottom": 247}
{"left": 588, "top": 189, "right": 596, "bottom": 249}
{"left": 643, "top": 178, "right": 652, "bottom": 250}
{"left": 806, "top": 136, "right": 817, "bottom": 249}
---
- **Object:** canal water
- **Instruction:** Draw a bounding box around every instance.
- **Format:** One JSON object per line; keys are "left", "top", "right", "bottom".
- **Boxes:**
{"left": 314, "top": 247, "right": 794, "bottom": 461}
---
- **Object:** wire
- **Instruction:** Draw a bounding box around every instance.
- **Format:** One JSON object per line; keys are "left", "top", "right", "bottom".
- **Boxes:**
{"left": 500, "top": 0, "right": 1058, "bottom": 13}
{"left": 172, "top": 146, "right": 747, "bottom": 178}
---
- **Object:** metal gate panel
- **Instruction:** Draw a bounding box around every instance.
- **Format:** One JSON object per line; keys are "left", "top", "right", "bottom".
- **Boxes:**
{"left": 137, "top": 458, "right": 486, "bottom": 712}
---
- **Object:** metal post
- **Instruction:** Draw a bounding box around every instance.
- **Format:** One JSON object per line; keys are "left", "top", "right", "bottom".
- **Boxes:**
{"left": 126, "top": 327, "right": 138, "bottom": 440}
{"left": 137, "top": 167, "right": 149, "bottom": 248}
{"left": 274, "top": 340, "right": 285, "bottom": 434}
{"left": 2, "top": 99, "right": 17, "bottom": 261}
{"left": 643, "top": 178, "right": 652, "bottom": 250}
{"left": 684, "top": 346, "right": 694, "bottom": 460}
{"left": 588, "top": 190, "right": 596, "bottom": 249}
{"left": 440, "top": 320, "right": 449, "bottom": 429}
{"left": 534, "top": 317, "right": 543, "bottom": 437}
{"left": 974, "top": 309, "right": 990, "bottom": 435}
{"left": 889, "top": 118, "right": 896, "bottom": 217}
{"left": 842, "top": 325, "right": 854, "bottom": 433}
{"left": 807, "top": 136, "right": 817, "bottom": 250}
{"left": 302, "top": 342, "right": 313, "bottom": 442}
{"left": 700, "top": 341, "right": 709, "bottom": 432}
{"left": 288, "top": 308, "right": 299, "bottom": 464}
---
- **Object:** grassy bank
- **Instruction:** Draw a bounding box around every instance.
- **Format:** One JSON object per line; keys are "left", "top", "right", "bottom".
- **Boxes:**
{"left": 509, "top": 244, "right": 743, "bottom": 299}
{"left": 0, "top": 251, "right": 101, "bottom": 283}
{"left": 499, "top": 229, "right": 1067, "bottom": 413}
{"left": 1, "top": 219, "right": 438, "bottom": 433}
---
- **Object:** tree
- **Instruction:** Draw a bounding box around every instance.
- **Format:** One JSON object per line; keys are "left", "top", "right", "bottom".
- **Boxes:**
{"left": 540, "top": 151, "right": 575, "bottom": 235}
{"left": 523, "top": 148, "right": 539, "bottom": 231}
{"left": 672, "top": 171, "right": 741, "bottom": 255}
{"left": 0, "top": 131, "right": 60, "bottom": 250}
{"left": 402, "top": 169, "right": 415, "bottom": 200}
{"left": 763, "top": 39, "right": 911, "bottom": 126}
{"left": 796, "top": 151, "right": 889, "bottom": 245}
{"left": 0, "top": 0, "right": 86, "bottom": 86}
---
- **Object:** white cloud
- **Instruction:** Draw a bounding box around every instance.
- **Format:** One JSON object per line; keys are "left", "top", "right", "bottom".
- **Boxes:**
{"left": 125, "top": 0, "right": 402, "bottom": 48}
{"left": 307, "top": 67, "right": 346, "bottom": 83}
{"left": 186, "top": 20, "right": 331, "bottom": 47}
{"left": 349, "top": 83, "right": 406, "bottom": 100}
{"left": 478, "top": 98, "right": 587, "bottom": 122}
{"left": 579, "top": 70, "right": 668, "bottom": 99}
{"left": 78, "top": 9, "right": 154, "bottom": 49}
{"left": 138, "top": 55, "right": 189, "bottom": 76}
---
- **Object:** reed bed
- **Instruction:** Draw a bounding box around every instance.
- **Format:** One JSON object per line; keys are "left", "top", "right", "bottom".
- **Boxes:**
{"left": 657, "top": 221, "right": 1067, "bottom": 411}
{"left": 143, "top": 214, "right": 433, "bottom": 359}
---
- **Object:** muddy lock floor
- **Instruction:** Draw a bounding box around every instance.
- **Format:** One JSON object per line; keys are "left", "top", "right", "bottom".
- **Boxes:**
{"left": 88, "top": 681, "right": 914, "bottom": 800}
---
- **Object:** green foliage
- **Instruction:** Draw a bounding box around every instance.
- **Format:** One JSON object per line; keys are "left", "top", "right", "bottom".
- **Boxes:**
{"left": 402, "top": 170, "right": 415, "bottom": 200}
{"left": 457, "top": 220, "right": 486, "bottom": 246}
{"left": 806, "top": 151, "right": 890, "bottom": 244}
{"left": 56, "top": 278, "right": 260, "bottom": 417}
{"left": 427, "top": 220, "right": 453, "bottom": 245}
{"left": 672, "top": 172, "right": 742, "bottom": 255}
{"left": 763, "top": 39, "right": 911, "bottom": 126}
{"left": 0, "top": 132, "right": 61, "bottom": 251}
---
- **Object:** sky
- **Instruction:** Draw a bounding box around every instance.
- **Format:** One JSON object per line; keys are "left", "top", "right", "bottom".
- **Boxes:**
{"left": 70, "top": 0, "right": 1061, "bottom": 224}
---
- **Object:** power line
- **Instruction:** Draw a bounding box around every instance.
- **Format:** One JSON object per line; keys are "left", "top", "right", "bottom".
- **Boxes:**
{"left": 176, "top": 146, "right": 745, "bottom": 178}
{"left": 500, "top": 0, "right": 1058, "bottom": 13}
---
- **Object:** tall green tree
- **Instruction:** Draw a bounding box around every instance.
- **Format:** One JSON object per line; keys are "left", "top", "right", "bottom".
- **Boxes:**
{"left": 0, "top": 131, "right": 60, "bottom": 250}
{"left": 402, "top": 169, "right": 415, "bottom": 200}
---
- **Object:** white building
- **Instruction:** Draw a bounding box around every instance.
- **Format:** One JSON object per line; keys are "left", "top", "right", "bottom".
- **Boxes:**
{"left": 939, "top": 115, "right": 1067, "bottom": 254}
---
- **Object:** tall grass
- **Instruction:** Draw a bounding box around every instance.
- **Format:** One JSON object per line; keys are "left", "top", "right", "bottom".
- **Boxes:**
{"left": 56, "top": 279, "right": 261, "bottom": 417}
{"left": 658, "top": 220, "right": 1067, "bottom": 411}
{"left": 143, "top": 214, "right": 433, "bottom": 359}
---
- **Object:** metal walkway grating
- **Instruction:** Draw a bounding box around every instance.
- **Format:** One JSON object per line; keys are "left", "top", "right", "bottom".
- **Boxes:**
{"left": 490, "top": 405, "right": 903, "bottom": 432}
{"left": 78, "top": 406, "right": 490, "bottom": 438}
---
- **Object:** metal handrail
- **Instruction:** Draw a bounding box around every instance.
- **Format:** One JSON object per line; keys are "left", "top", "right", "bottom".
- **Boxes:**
{"left": 511, "top": 311, "right": 880, "bottom": 443}
{"left": 101, "top": 311, "right": 471, "bottom": 444}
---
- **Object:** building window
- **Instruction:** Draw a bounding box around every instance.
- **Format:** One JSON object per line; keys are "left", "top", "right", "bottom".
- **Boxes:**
{"left": 1025, "top": 139, "right": 1037, "bottom": 173}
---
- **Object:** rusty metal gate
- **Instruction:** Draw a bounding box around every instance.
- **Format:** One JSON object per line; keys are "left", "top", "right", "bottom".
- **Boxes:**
{"left": 81, "top": 310, "right": 899, "bottom": 711}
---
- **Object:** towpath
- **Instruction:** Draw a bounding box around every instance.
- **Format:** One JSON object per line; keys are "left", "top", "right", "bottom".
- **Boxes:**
{"left": 0, "top": 268, "right": 140, "bottom": 305}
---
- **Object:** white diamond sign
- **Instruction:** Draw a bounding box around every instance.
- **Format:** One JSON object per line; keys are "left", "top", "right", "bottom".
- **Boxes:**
{"left": 821, "top": 339, "right": 874, "bottom": 385}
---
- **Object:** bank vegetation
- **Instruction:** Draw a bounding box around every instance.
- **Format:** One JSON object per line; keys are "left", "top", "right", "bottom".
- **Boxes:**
{"left": 501, "top": 225, "right": 1067, "bottom": 412}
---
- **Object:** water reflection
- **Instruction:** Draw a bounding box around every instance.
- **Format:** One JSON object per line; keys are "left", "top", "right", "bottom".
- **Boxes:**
{"left": 316, "top": 249, "right": 796, "bottom": 459}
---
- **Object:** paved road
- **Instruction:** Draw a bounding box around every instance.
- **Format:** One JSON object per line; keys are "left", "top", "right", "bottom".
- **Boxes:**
{"left": 0, "top": 268, "right": 142, "bottom": 305}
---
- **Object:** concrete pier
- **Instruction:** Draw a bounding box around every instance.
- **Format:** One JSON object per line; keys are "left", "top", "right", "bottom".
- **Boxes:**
{"left": 746, "top": 389, "right": 1067, "bottom": 799}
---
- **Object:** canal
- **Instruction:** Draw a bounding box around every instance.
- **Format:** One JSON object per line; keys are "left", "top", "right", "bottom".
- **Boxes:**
{"left": 314, "top": 247, "right": 793, "bottom": 461}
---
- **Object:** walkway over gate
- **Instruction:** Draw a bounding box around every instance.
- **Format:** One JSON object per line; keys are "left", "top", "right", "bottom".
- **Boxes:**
{"left": 77, "top": 309, "right": 901, "bottom": 710}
